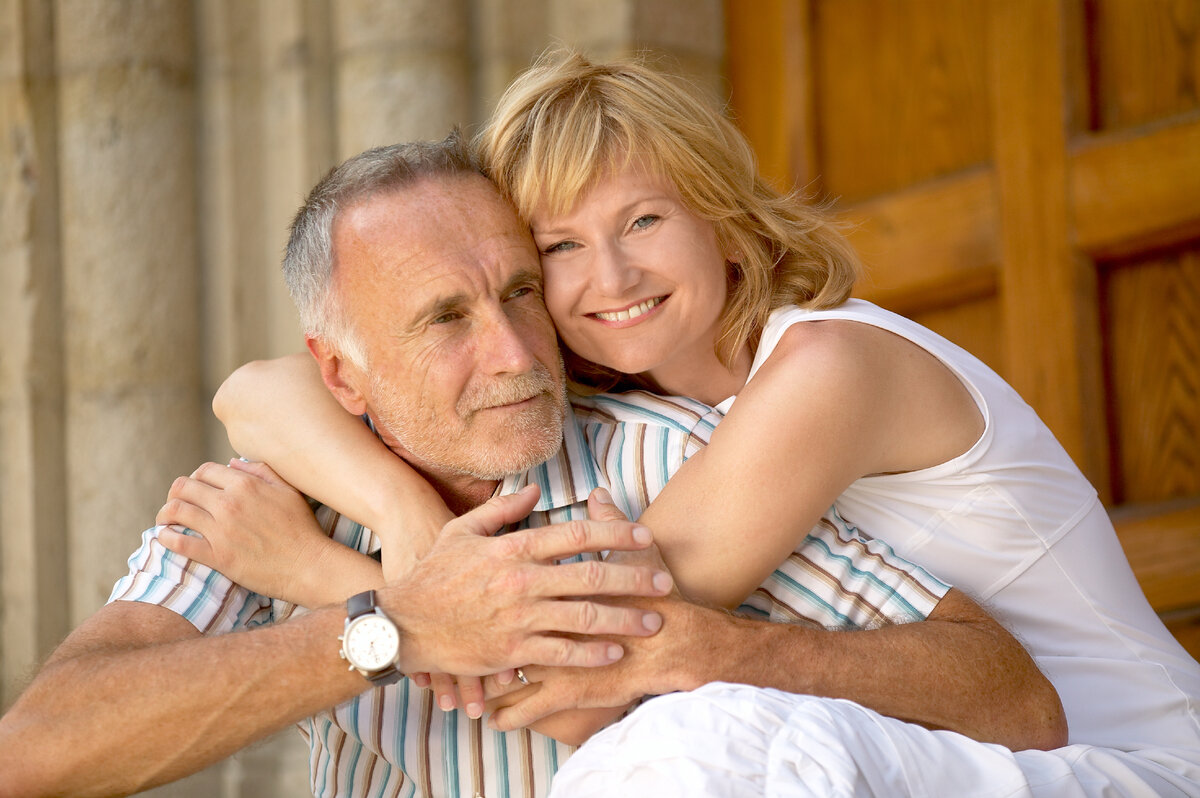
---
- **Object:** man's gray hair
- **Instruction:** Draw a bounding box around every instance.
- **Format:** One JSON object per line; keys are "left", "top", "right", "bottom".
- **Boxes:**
{"left": 284, "top": 130, "right": 482, "bottom": 366}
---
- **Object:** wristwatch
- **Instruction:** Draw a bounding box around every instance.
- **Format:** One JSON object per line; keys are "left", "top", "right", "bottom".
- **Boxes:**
{"left": 339, "top": 590, "right": 403, "bottom": 687}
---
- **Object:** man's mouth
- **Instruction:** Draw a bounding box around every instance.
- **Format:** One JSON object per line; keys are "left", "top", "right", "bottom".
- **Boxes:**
{"left": 590, "top": 296, "right": 666, "bottom": 322}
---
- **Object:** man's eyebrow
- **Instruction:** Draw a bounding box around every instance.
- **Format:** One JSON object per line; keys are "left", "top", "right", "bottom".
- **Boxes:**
{"left": 411, "top": 292, "right": 467, "bottom": 325}
{"left": 504, "top": 268, "right": 543, "bottom": 292}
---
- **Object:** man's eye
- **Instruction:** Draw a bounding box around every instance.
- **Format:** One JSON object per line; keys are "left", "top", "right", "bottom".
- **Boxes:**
{"left": 431, "top": 312, "right": 461, "bottom": 325}
{"left": 631, "top": 214, "right": 659, "bottom": 231}
{"left": 507, "top": 286, "right": 534, "bottom": 300}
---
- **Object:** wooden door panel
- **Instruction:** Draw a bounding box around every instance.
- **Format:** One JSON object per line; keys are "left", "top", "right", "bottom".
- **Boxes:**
{"left": 725, "top": 0, "right": 1200, "bottom": 659}
{"left": 812, "top": 0, "right": 992, "bottom": 203}
{"left": 1089, "top": 0, "right": 1200, "bottom": 129}
{"left": 1103, "top": 249, "right": 1200, "bottom": 505}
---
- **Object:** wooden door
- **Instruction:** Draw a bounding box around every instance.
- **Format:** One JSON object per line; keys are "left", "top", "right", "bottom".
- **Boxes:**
{"left": 725, "top": 0, "right": 1200, "bottom": 658}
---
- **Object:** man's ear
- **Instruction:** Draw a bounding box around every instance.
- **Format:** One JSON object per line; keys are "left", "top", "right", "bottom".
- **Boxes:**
{"left": 306, "top": 336, "right": 369, "bottom": 416}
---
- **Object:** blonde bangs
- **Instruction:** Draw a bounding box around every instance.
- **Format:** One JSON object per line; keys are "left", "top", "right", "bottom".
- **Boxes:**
{"left": 509, "top": 94, "right": 631, "bottom": 221}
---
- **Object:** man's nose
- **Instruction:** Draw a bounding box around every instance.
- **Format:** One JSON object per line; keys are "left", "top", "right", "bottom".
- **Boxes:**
{"left": 478, "top": 310, "right": 538, "bottom": 375}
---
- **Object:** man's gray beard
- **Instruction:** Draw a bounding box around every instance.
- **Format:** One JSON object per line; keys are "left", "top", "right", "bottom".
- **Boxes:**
{"left": 368, "top": 360, "right": 567, "bottom": 481}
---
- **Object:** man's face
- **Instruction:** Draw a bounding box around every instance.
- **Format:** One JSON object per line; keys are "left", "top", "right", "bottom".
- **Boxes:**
{"left": 328, "top": 173, "right": 566, "bottom": 482}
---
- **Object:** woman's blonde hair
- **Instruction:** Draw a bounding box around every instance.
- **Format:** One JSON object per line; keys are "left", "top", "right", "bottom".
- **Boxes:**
{"left": 477, "top": 49, "right": 860, "bottom": 392}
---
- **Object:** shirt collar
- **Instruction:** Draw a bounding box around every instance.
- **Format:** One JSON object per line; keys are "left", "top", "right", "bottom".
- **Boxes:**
{"left": 496, "top": 399, "right": 605, "bottom": 512}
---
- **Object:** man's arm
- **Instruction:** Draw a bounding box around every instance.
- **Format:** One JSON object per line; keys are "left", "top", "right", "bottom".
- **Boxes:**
{"left": 0, "top": 487, "right": 674, "bottom": 798}
{"left": 0, "top": 601, "right": 364, "bottom": 798}
{"left": 487, "top": 493, "right": 1067, "bottom": 752}
{"left": 491, "top": 590, "right": 1066, "bottom": 752}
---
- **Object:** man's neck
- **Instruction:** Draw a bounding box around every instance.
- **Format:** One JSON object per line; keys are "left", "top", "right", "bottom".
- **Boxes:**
{"left": 372, "top": 423, "right": 499, "bottom": 514}
{"left": 427, "top": 474, "right": 500, "bottom": 516}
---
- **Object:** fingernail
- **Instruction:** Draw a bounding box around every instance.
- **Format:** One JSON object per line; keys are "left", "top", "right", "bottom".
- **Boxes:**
{"left": 652, "top": 571, "right": 672, "bottom": 592}
{"left": 439, "top": 695, "right": 454, "bottom": 711}
{"left": 497, "top": 670, "right": 514, "bottom": 685}
{"left": 642, "top": 612, "right": 663, "bottom": 633}
{"left": 466, "top": 702, "right": 483, "bottom": 719}
{"left": 606, "top": 644, "right": 623, "bottom": 662}
{"left": 632, "top": 525, "right": 652, "bottom": 544}
{"left": 487, "top": 718, "right": 500, "bottom": 731}
{"left": 592, "top": 487, "right": 613, "bottom": 505}
{"left": 519, "top": 483, "right": 538, "bottom": 495}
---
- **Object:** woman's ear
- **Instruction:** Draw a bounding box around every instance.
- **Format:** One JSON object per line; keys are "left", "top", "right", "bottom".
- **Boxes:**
{"left": 306, "top": 336, "right": 368, "bottom": 416}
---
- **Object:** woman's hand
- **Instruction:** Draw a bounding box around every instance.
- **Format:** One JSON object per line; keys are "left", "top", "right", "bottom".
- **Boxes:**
{"left": 407, "top": 671, "right": 516, "bottom": 719}
{"left": 156, "top": 459, "right": 383, "bottom": 606}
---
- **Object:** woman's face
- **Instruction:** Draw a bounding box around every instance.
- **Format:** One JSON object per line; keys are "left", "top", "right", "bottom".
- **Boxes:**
{"left": 530, "top": 163, "right": 733, "bottom": 396}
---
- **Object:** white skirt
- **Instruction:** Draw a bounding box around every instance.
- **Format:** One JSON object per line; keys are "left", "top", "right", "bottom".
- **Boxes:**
{"left": 550, "top": 683, "right": 1200, "bottom": 797}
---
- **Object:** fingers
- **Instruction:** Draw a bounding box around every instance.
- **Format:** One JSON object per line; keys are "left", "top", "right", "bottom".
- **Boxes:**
{"left": 458, "top": 677, "right": 485, "bottom": 719}
{"left": 586, "top": 487, "right": 628, "bottom": 522}
{"left": 187, "top": 461, "right": 241, "bottom": 489}
{"left": 506, "top": 518, "right": 656, "bottom": 566}
{"left": 516, "top": 635, "right": 626, "bottom": 669}
{"left": 481, "top": 670, "right": 522, "bottom": 702}
{"left": 488, "top": 687, "right": 559, "bottom": 732}
{"left": 532, "top": 597, "right": 664, "bottom": 638}
{"left": 226, "top": 458, "right": 284, "bottom": 485}
{"left": 446, "top": 484, "right": 541, "bottom": 538}
{"left": 426, "top": 674, "right": 486, "bottom": 719}
{"left": 430, "top": 672, "right": 457, "bottom": 711}
{"left": 155, "top": 494, "right": 211, "bottom": 529}
{"left": 524, "top": 558, "right": 672, "bottom": 601}
{"left": 157, "top": 525, "right": 212, "bottom": 562}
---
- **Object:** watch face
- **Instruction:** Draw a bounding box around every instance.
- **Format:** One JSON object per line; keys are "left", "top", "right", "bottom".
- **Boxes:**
{"left": 344, "top": 614, "right": 400, "bottom": 671}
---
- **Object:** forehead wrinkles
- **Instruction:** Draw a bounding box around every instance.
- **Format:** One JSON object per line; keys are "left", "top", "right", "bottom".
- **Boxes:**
{"left": 336, "top": 182, "right": 539, "bottom": 297}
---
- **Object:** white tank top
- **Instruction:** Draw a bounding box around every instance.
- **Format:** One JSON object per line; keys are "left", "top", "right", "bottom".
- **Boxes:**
{"left": 716, "top": 300, "right": 1200, "bottom": 752}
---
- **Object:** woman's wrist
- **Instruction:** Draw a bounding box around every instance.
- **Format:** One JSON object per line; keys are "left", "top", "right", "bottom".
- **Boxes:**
{"left": 292, "top": 538, "right": 384, "bottom": 608}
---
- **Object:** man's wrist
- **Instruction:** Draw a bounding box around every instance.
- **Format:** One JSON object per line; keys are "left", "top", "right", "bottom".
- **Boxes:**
{"left": 339, "top": 590, "right": 405, "bottom": 686}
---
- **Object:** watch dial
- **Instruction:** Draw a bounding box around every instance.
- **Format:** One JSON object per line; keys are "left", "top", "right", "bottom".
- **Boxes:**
{"left": 345, "top": 615, "right": 400, "bottom": 670}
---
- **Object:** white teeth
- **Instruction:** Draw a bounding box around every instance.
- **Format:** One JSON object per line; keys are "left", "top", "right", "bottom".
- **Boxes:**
{"left": 594, "top": 297, "right": 662, "bottom": 322}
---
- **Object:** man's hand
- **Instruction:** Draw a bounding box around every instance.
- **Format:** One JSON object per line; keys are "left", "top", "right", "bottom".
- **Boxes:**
{"left": 480, "top": 488, "right": 709, "bottom": 738}
{"left": 382, "top": 484, "right": 674, "bottom": 677}
{"left": 480, "top": 596, "right": 686, "bottom": 731}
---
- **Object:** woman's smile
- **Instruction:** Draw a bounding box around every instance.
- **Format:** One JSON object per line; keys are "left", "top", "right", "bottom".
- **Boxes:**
{"left": 588, "top": 295, "right": 668, "bottom": 325}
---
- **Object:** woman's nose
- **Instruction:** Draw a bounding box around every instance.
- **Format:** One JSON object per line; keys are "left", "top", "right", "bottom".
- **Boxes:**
{"left": 593, "top": 243, "right": 640, "bottom": 297}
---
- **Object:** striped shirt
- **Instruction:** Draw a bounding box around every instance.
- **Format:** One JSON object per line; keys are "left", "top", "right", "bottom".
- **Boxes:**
{"left": 109, "top": 390, "right": 949, "bottom": 798}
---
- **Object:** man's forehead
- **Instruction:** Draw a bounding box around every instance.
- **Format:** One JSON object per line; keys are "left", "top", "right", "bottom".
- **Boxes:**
{"left": 331, "top": 175, "right": 541, "bottom": 307}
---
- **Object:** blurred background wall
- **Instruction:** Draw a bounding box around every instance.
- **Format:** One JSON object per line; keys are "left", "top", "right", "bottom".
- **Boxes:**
{"left": 1, "top": 1, "right": 1197, "bottom": 795}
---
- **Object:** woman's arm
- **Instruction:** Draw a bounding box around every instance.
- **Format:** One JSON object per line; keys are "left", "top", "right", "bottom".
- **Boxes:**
{"left": 214, "top": 354, "right": 455, "bottom": 577}
{"left": 638, "top": 319, "right": 984, "bottom": 609}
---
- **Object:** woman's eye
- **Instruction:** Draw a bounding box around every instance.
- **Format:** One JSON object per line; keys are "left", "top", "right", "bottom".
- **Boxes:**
{"left": 632, "top": 214, "right": 659, "bottom": 231}
{"left": 542, "top": 240, "right": 577, "bottom": 255}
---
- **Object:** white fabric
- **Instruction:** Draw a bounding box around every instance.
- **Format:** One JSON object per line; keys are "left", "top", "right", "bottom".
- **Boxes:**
{"left": 553, "top": 683, "right": 1200, "bottom": 798}
{"left": 710, "top": 300, "right": 1200, "bottom": 793}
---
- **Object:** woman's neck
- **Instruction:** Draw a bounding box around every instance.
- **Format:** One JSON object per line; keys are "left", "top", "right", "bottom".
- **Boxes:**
{"left": 649, "top": 343, "right": 753, "bottom": 406}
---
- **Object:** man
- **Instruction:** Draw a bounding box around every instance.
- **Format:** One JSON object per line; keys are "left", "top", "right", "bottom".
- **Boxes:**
{"left": 0, "top": 136, "right": 1061, "bottom": 797}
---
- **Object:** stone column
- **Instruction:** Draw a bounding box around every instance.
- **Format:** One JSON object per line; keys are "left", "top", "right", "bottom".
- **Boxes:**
{"left": 0, "top": 0, "right": 68, "bottom": 708}
{"left": 474, "top": 0, "right": 550, "bottom": 117}
{"left": 546, "top": 0, "right": 725, "bottom": 93}
{"left": 333, "top": 0, "right": 472, "bottom": 156}
{"left": 56, "top": 0, "right": 205, "bottom": 619}
{"left": 474, "top": 0, "right": 726, "bottom": 129}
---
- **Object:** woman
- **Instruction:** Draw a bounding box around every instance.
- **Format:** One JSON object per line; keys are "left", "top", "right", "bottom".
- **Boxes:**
{"left": 170, "top": 50, "right": 1198, "bottom": 791}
